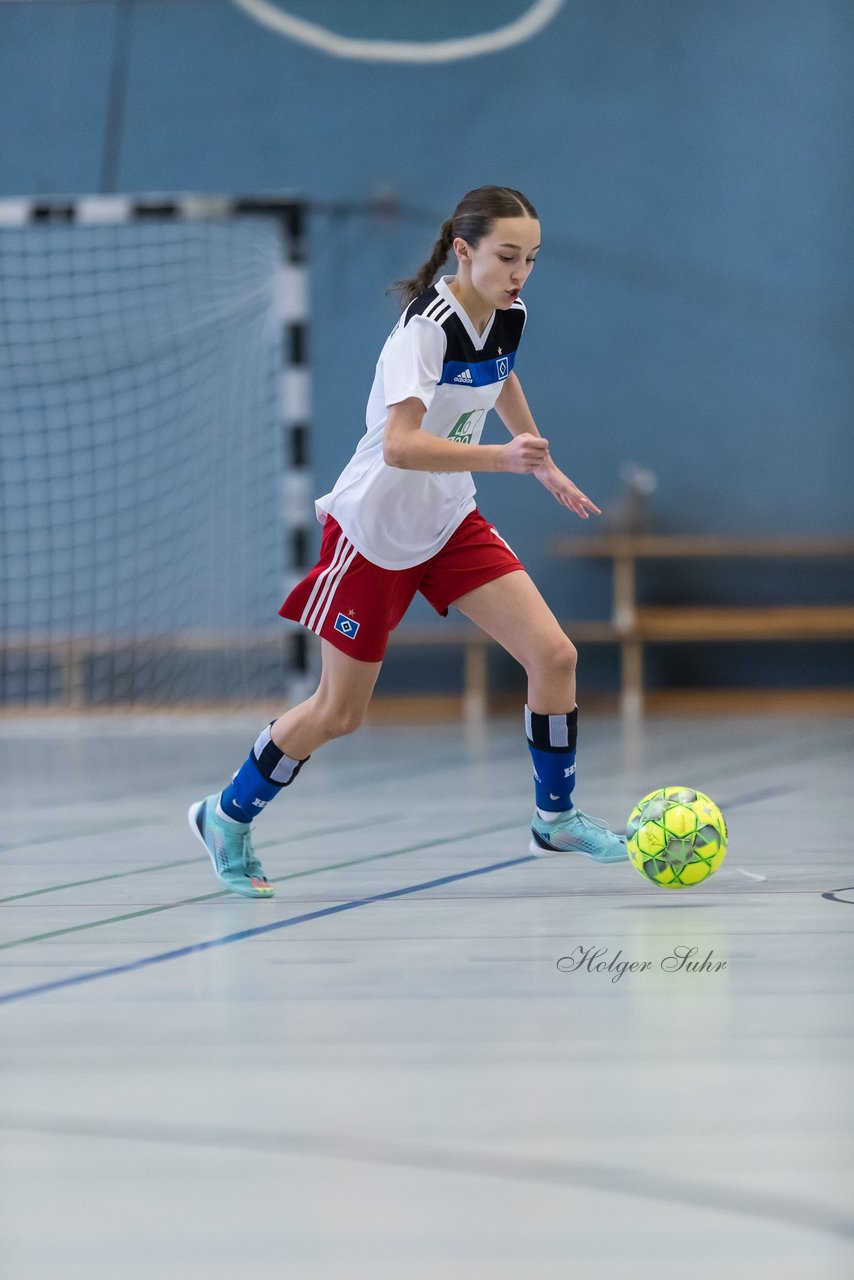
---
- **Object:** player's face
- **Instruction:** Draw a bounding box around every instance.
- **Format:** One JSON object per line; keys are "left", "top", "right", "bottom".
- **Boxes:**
{"left": 456, "top": 217, "right": 541, "bottom": 310}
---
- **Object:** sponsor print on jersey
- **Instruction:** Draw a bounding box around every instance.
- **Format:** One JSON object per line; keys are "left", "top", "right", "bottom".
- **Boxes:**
{"left": 333, "top": 612, "right": 360, "bottom": 639}
{"left": 440, "top": 351, "right": 516, "bottom": 387}
{"left": 447, "top": 409, "right": 485, "bottom": 445}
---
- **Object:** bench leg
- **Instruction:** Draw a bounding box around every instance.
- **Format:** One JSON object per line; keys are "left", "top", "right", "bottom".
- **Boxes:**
{"left": 62, "top": 642, "right": 87, "bottom": 709}
{"left": 613, "top": 554, "right": 637, "bottom": 631}
{"left": 620, "top": 637, "right": 644, "bottom": 720}
{"left": 463, "top": 641, "right": 489, "bottom": 726}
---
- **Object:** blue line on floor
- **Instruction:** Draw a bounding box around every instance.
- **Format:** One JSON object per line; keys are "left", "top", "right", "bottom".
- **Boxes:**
{"left": 0, "top": 855, "right": 536, "bottom": 1007}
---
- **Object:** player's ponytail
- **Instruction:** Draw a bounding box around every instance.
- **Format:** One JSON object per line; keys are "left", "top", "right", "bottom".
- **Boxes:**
{"left": 393, "top": 219, "right": 455, "bottom": 307}
{"left": 392, "top": 186, "right": 538, "bottom": 308}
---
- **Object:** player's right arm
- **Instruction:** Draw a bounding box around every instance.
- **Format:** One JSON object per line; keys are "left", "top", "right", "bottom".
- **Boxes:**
{"left": 382, "top": 310, "right": 547, "bottom": 474}
{"left": 384, "top": 398, "right": 549, "bottom": 474}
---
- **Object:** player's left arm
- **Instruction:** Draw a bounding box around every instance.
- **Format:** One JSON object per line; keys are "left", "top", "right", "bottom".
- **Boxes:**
{"left": 494, "top": 372, "right": 601, "bottom": 520}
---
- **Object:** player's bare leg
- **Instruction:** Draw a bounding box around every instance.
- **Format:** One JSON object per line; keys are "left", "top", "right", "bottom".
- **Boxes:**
{"left": 453, "top": 569, "right": 577, "bottom": 711}
{"left": 190, "top": 642, "right": 382, "bottom": 897}
{"left": 270, "top": 640, "right": 382, "bottom": 759}
{"left": 453, "top": 570, "right": 627, "bottom": 862}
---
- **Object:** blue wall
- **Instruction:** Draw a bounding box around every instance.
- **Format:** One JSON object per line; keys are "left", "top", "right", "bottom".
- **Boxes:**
{"left": 2, "top": 0, "right": 852, "bottom": 690}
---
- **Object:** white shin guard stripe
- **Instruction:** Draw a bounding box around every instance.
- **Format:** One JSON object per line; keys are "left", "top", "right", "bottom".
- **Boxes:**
{"left": 269, "top": 752, "right": 301, "bottom": 785}
{"left": 548, "top": 713, "right": 569, "bottom": 749}
{"left": 252, "top": 722, "right": 303, "bottom": 786}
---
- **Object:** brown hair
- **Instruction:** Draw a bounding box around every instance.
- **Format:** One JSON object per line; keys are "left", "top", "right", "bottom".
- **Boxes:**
{"left": 392, "top": 185, "right": 538, "bottom": 307}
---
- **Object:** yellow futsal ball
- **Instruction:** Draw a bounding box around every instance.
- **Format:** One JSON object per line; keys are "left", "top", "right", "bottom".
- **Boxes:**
{"left": 626, "top": 787, "right": 728, "bottom": 888}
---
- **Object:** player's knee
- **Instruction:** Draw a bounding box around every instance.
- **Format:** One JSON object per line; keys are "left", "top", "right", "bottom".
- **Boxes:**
{"left": 337, "top": 706, "right": 367, "bottom": 738}
{"left": 316, "top": 701, "right": 367, "bottom": 740}
{"left": 539, "top": 634, "right": 577, "bottom": 681}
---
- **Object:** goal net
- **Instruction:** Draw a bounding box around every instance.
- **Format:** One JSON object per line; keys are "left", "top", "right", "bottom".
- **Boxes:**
{"left": 0, "top": 195, "right": 312, "bottom": 708}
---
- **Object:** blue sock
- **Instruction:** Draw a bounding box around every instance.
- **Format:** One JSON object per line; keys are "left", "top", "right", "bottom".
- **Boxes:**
{"left": 219, "top": 724, "right": 307, "bottom": 823}
{"left": 525, "top": 706, "right": 577, "bottom": 814}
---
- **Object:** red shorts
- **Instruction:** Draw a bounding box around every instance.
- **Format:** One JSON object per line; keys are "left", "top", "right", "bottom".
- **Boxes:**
{"left": 279, "top": 508, "right": 525, "bottom": 662}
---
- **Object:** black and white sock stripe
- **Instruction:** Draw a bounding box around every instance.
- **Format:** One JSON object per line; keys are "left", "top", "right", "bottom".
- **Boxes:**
{"left": 252, "top": 723, "right": 306, "bottom": 785}
{"left": 525, "top": 706, "right": 579, "bottom": 751}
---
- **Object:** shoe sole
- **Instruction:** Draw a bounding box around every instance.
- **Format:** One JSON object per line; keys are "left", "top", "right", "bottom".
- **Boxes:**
{"left": 528, "top": 835, "right": 628, "bottom": 864}
{"left": 187, "top": 800, "right": 275, "bottom": 898}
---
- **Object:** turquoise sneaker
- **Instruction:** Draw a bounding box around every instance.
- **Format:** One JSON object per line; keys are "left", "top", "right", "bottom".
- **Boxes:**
{"left": 530, "top": 807, "right": 628, "bottom": 863}
{"left": 188, "top": 795, "right": 274, "bottom": 898}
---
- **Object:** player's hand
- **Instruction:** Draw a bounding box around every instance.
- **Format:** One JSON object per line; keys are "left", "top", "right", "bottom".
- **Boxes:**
{"left": 500, "top": 433, "right": 551, "bottom": 474}
{"left": 534, "top": 457, "right": 602, "bottom": 519}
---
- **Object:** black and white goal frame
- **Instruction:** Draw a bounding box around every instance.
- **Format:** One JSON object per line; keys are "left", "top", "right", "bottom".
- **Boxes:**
{"left": 0, "top": 192, "right": 314, "bottom": 679}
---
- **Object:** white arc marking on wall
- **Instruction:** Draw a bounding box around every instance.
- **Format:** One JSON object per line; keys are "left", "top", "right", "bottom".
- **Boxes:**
{"left": 230, "top": 0, "right": 567, "bottom": 63}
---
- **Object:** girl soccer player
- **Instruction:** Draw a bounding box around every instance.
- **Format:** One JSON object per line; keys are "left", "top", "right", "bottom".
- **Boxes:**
{"left": 189, "top": 185, "right": 627, "bottom": 897}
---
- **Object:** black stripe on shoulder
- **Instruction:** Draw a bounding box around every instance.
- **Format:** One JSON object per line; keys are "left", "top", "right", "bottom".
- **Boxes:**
{"left": 426, "top": 300, "right": 453, "bottom": 326}
{"left": 402, "top": 287, "right": 440, "bottom": 326}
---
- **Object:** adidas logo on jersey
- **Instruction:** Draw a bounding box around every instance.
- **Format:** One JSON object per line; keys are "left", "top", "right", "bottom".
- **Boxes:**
{"left": 453, "top": 368, "right": 473, "bottom": 384}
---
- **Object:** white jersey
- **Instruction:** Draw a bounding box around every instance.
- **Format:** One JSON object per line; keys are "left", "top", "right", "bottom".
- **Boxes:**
{"left": 316, "top": 275, "right": 527, "bottom": 570}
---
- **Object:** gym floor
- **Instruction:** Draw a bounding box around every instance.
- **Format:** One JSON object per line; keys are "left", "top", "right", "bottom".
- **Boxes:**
{"left": 1, "top": 709, "right": 852, "bottom": 1279}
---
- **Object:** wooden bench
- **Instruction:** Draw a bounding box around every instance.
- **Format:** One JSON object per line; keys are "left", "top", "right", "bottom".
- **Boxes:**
{"left": 0, "top": 626, "right": 516, "bottom": 724}
{"left": 550, "top": 535, "right": 854, "bottom": 715}
{"left": 0, "top": 630, "right": 292, "bottom": 709}
{"left": 385, "top": 620, "right": 616, "bottom": 723}
{"left": 6, "top": 536, "right": 853, "bottom": 722}
{"left": 388, "top": 537, "right": 854, "bottom": 719}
